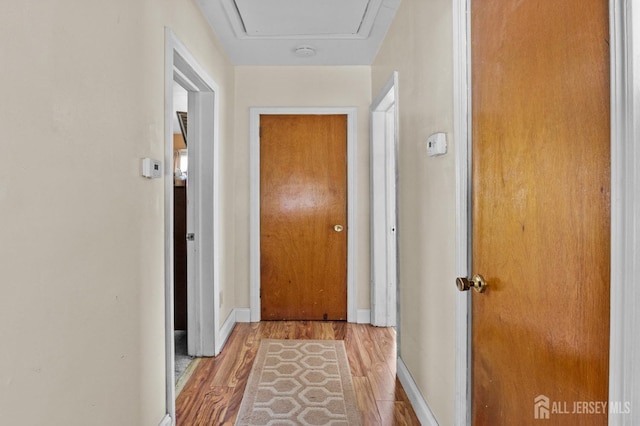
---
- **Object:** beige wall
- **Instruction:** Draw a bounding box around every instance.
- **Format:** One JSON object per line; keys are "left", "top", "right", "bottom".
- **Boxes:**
{"left": 0, "top": 0, "right": 234, "bottom": 424}
{"left": 372, "top": 0, "right": 457, "bottom": 424}
{"left": 233, "top": 66, "right": 372, "bottom": 312}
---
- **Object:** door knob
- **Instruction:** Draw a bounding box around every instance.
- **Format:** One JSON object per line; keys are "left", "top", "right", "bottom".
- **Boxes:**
{"left": 333, "top": 224, "right": 344, "bottom": 232}
{"left": 456, "top": 274, "right": 488, "bottom": 293}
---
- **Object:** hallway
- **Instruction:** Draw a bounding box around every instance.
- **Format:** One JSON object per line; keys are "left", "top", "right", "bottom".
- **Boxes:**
{"left": 176, "top": 322, "right": 419, "bottom": 425}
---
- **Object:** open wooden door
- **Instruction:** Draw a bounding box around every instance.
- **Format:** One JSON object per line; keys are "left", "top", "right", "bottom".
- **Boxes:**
{"left": 260, "top": 114, "right": 348, "bottom": 320}
{"left": 467, "top": 0, "right": 610, "bottom": 424}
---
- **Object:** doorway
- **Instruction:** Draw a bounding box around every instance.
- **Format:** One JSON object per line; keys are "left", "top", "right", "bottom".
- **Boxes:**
{"left": 164, "top": 29, "right": 221, "bottom": 424}
{"left": 249, "top": 107, "right": 359, "bottom": 322}
{"left": 171, "top": 82, "right": 191, "bottom": 384}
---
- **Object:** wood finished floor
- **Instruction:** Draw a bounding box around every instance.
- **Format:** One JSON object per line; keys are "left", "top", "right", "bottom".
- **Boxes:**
{"left": 176, "top": 321, "right": 420, "bottom": 425}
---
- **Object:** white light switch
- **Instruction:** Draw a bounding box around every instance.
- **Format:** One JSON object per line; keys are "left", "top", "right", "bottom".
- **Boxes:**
{"left": 427, "top": 132, "right": 447, "bottom": 157}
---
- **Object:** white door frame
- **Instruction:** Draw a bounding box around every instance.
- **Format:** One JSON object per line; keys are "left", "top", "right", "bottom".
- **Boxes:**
{"left": 249, "top": 107, "right": 358, "bottom": 323}
{"left": 370, "top": 72, "right": 399, "bottom": 327}
{"left": 163, "top": 28, "right": 221, "bottom": 423}
{"left": 453, "top": 1, "right": 640, "bottom": 425}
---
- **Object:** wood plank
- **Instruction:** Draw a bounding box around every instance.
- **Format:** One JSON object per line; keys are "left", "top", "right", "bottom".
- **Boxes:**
{"left": 311, "top": 320, "right": 336, "bottom": 339}
{"left": 353, "top": 376, "right": 382, "bottom": 426}
{"left": 376, "top": 399, "right": 397, "bottom": 425}
{"left": 393, "top": 401, "right": 422, "bottom": 425}
{"left": 209, "top": 325, "right": 252, "bottom": 387}
{"left": 343, "top": 324, "right": 365, "bottom": 377}
{"left": 368, "top": 361, "right": 396, "bottom": 401}
{"left": 353, "top": 323, "right": 386, "bottom": 369}
{"left": 373, "top": 326, "right": 396, "bottom": 372}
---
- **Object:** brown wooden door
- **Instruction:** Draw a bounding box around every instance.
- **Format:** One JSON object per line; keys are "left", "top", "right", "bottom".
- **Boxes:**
{"left": 260, "top": 114, "right": 348, "bottom": 320}
{"left": 471, "top": 1, "right": 610, "bottom": 424}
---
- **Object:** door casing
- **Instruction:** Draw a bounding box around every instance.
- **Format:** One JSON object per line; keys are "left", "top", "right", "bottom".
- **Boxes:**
{"left": 452, "top": 1, "right": 640, "bottom": 425}
{"left": 249, "top": 107, "right": 358, "bottom": 323}
{"left": 164, "top": 28, "right": 221, "bottom": 424}
{"left": 370, "top": 72, "right": 399, "bottom": 328}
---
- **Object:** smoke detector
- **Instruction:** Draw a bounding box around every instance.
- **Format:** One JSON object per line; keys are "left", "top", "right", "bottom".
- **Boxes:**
{"left": 293, "top": 45, "right": 317, "bottom": 57}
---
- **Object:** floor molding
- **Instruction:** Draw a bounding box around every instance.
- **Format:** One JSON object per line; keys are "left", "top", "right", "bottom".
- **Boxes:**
{"left": 157, "top": 414, "right": 172, "bottom": 426}
{"left": 397, "top": 356, "right": 440, "bottom": 426}
{"left": 235, "top": 307, "right": 251, "bottom": 323}
{"left": 357, "top": 309, "right": 371, "bottom": 324}
{"left": 217, "top": 309, "right": 236, "bottom": 354}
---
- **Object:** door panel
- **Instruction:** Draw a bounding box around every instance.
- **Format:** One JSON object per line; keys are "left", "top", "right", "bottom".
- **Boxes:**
{"left": 471, "top": 1, "right": 610, "bottom": 424}
{"left": 260, "top": 115, "right": 348, "bottom": 320}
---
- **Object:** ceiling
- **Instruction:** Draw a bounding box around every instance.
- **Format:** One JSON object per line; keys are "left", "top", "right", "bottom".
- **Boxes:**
{"left": 196, "top": 0, "right": 401, "bottom": 65}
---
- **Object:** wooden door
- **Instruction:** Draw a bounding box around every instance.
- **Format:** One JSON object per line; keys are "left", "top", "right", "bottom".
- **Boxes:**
{"left": 471, "top": 1, "right": 610, "bottom": 424}
{"left": 260, "top": 114, "right": 348, "bottom": 320}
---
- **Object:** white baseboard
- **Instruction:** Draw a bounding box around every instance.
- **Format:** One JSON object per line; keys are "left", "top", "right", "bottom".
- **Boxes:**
{"left": 158, "top": 414, "right": 172, "bottom": 426}
{"left": 356, "top": 309, "right": 371, "bottom": 324}
{"left": 235, "top": 307, "right": 251, "bottom": 323}
{"left": 217, "top": 309, "right": 237, "bottom": 353}
{"left": 397, "top": 357, "right": 439, "bottom": 426}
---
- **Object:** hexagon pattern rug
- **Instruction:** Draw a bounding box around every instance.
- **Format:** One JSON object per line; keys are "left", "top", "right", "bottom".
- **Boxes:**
{"left": 235, "top": 339, "right": 362, "bottom": 425}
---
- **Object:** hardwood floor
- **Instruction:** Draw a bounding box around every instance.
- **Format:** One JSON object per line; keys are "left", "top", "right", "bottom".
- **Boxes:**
{"left": 175, "top": 321, "right": 420, "bottom": 425}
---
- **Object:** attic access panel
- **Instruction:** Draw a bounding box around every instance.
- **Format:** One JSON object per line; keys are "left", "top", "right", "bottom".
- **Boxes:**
{"left": 234, "top": 0, "right": 371, "bottom": 37}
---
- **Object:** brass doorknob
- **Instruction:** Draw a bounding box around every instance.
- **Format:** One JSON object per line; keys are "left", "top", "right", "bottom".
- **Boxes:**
{"left": 456, "top": 274, "right": 488, "bottom": 293}
{"left": 334, "top": 224, "right": 344, "bottom": 232}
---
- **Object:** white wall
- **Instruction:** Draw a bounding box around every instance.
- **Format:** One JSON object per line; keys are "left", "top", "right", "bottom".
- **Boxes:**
{"left": 233, "top": 66, "right": 372, "bottom": 313}
{"left": 0, "top": 0, "right": 234, "bottom": 424}
{"left": 372, "top": 0, "right": 457, "bottom": 424}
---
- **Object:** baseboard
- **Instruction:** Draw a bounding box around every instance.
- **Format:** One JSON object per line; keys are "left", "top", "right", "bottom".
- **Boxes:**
{"left": 158, "top": 413, "right": 172, "bottom": 426}
{"left": 235, "top": 307, "right": 251, "bottom": 323}
{"left": 397, "top": 357, "right": 440, "bottom": 425}
{"left": 217, "top": 308, "right": 252, "bottom": 354}
{"left": 356, "top": 309, "right": 371, "bottom": 324}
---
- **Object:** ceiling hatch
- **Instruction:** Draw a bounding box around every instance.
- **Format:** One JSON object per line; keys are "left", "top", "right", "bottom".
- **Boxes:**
{"left": 197, "top": 0, "right": 400, "bottom": 65}
{"left": 226, "top": 0, "right": 378, "bottom": 39}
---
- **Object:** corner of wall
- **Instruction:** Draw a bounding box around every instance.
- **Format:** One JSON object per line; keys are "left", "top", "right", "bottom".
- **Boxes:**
{"left": 397, "top": 357, "right": 440, "bottom": 425}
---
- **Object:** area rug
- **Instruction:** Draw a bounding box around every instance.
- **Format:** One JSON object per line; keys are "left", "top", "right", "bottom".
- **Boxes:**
{"left": 235, "top": 339, "right": 362, "bottom": 425}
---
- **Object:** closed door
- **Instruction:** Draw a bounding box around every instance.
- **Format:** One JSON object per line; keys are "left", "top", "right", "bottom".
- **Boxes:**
{"left": 260, "top": 114, "right": 347, "bottom": 320}
{"left": 471, "top": 0, "right": 610, "bottom": 424}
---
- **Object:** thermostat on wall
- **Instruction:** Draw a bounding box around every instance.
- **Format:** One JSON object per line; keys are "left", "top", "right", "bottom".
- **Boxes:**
{"left": 141, "top": 158, "right": 162, "bottom": 179}
{"left": 427, "top": 132, "right": 447, "bottom": 157}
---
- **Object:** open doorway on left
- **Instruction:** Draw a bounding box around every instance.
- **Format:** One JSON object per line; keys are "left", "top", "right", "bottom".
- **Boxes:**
{"left": 172, "top": 81, "right": 194, "bottom": 390}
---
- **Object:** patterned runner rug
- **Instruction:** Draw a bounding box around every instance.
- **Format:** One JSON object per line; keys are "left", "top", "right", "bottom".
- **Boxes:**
{"left": 235, "top": 339, "right": 362, "bottom": 425}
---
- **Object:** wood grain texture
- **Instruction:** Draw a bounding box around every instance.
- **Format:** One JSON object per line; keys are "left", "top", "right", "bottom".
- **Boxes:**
{"left": 471, "top": 0, "right": 610, "bottom": 424}
{"left": 175, "top": 322, "right": 419, "bottom": 425}
{"left": 260, "top": 115, "right": 348, "bottom": 320}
